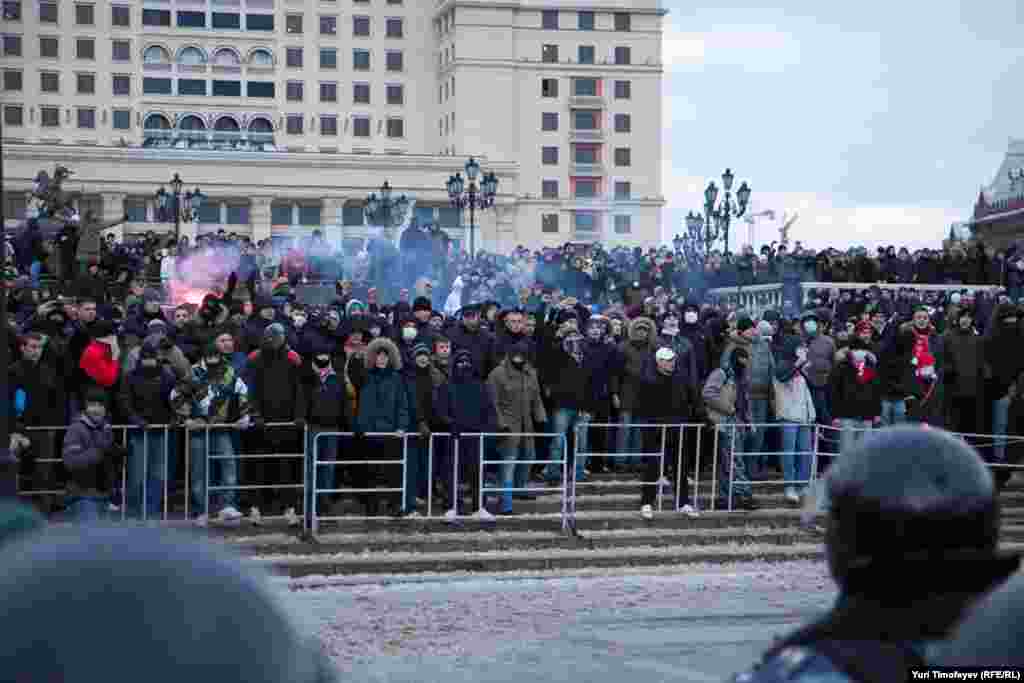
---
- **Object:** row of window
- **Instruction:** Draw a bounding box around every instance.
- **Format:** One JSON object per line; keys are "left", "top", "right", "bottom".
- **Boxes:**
{"left": 2, "top": 34, "right": 105, "bottom": 60}
{"left": 542, "top": 10, "right": 632, "bottom": 32}
{"left": 541, "top": 45, "right": 632, "bottom": 65}
{"left": 2, "top": 103, "right": 127, "bottom": 130}
{"left": 285, "top": 80, "right": 404, "bottom": 105}
{"left": 539, "top": 180, "right": 633, "bottom": 201}
{"left": 541, "top": 146, "right": 632, "bottom": 166}
{"left": 281, "top": 114, "right": 403, "bottom": 138}
{"left": 284, "top": 46, "right": 402, "bottom": 71}
{"left": 540, "top": 77, "right": 631, "bottom": 99}
{"left": 541, "top": 213, "right": 632, "bottom": 235}
{"left": 141, "top": 77, "right": 277, "bottom": 97}
{"left": 285, "top": 14, "right": 403, "bottom": 38}
{"left": 542, "top": 111, "right": 631, "bottom": 132}
{"left": 4, "top": 69, "right": 132, "bottom": 96}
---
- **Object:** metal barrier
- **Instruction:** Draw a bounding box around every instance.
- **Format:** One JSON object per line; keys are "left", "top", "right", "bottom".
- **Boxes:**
{"left": 720, "top": 422, "right": 819, "bottom": 512}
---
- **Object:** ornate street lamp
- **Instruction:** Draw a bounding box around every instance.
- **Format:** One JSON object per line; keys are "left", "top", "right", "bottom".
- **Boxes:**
{"left": 702, "top": 167, "right": 751, "bottom": 255}
{"left": 363, "top": 180, "right": 411, "bottom": 234}
{"left": 446, "top": 157, "right": 498, "bottom": 258}
{"left": 155, "top": 172, "right": 205, "bottom": 243}
{"left": 678, "top": 210, "right": 720, "bottom": 268}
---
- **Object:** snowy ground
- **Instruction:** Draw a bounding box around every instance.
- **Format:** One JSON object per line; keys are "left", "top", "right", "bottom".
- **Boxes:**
{"left": 272, "top": 560, "right": 836, "bottom": 683}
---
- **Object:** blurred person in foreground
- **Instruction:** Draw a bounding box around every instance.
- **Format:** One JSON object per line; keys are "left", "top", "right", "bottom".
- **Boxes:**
{"left": 0, "top": 523, "right": 337, "bottom": 682}
{"left": 730, "top": 426, "right": 1019, "bottom": 683}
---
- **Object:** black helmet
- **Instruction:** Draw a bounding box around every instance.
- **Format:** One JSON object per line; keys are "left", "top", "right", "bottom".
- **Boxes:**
{"left": 0, "top": 525, "right": 337, "bottom": 682}
{"left": 825, "top": 426, "right": 1013, "bottom": 598}
{"left": 932, "top": 572, "right": 1024, "bottom": 667}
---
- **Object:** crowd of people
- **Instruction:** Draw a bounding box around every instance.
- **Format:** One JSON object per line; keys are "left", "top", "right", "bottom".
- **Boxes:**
{"left": 5, "top": 217, "right": 1024, "bottom": 527}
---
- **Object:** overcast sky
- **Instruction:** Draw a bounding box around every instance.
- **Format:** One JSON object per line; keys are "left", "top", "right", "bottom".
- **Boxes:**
{"left": 659, "top": 0, "right": 1024, "bottom": 251}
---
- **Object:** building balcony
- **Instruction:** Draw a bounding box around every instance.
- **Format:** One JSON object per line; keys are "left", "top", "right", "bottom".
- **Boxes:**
{"left": 141, "top": 129, "right": 277, "bottom": 151}
{"left": 568, "top": 95, "right": 606, "bottom": 108}
{"left": 176, "top": 64, "right": 207, "bottom": 74}
{"left": 570, "top": 129, "right": 604, "bottom": 142}
{"left": 570, "top": 162, "right": 605, "bottom": 175}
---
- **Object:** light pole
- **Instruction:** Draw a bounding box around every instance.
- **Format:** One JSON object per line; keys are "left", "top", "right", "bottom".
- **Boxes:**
{"left": 446, "top": 157, "right": 498, "bottom": 258}
{"left": 677, "top": 210, "right": 721, "bottom": 268}
{"left": 363, "top": 180, "right": 411, "bottom": 240}
{"left": 702, "top": 168, "right": 751, "bottom": 256}
{"left": 154, "top": 172, "right": 205, "bottom": 244}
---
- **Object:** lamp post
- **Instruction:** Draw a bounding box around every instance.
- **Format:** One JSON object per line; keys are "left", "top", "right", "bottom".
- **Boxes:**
{"left": 363, "top": 180, "right": 411, "bottom": 240}
{"left": 154, "top": 172, "right": 205, "bottom": 244}
{"left": 702, "top": 168, "right": 751, "bottom": 255}
{"left": 446, "top": 157, "right": 498, "bottom": 258}
{"left": 678, "top": 210, "right": 721, "bottom": 268}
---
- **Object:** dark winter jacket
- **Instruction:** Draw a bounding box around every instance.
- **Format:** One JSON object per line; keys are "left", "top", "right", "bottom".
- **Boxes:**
{"left": 246, "top": 346, "right": 303, "bottom": 422}
{"left": 295, "top": 368, "right": 352, "bottom": 430}
{"left": 354, "top": 338, "right": 411, "bottom": 433}
{"left": 829, "top": 352, "right": 883, "bottom": 421}
{"left": 434, "top": 363, "right": 499, "bottom": 436}
{"left": 635, "top": 361, "right": 696, "bottom": 424}
{"left": 118, "top": 365, "right": 176, "bottom": 426}
{"left": 62, "top": 414, "right": 116, "bottom": 498}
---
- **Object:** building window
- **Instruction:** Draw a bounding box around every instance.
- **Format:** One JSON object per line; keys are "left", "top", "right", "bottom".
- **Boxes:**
{"left": 386, "top": 17, "right": 403, "bottom": 37}
{"left": 39, "top": 36, "right": 58, "bottom": 57}
{"left": 112, "top": 74, "right": 129, "bottom": 94}
{"left": 541, "top": 78, "right": 558, "bottom": 97}
{"left": 578, "top": 45, "right": 594, "bottom": 64}
{"left": 285, "top": 47, "right": 302, "bottom": 68}
{"left": 574, "top": 145, "right": 597, "bottom": 163}
{"left": 573, "top": 78, "right": 597, "bottom": 96}
{"left": 76, "top": 37, "right": 94, "bottom": 59}
{"left": 75, "top": 3, "right": 93, "bottom": 24}
{"left": 574, "top": 212, "right": 596, "bottom": 232}
{"left": 541, "top": 112, "right": 558, "bottom": 131}
{"left": 386, "top": 118, "right": 403, "bottom": 138}
{"left": 3, "top": 0, "right": 21, "bottom": 20}
{"left": 578, "top": 11, "right": 593, "bottom": 30}
{"left": 211, "top": 79, "right": 240, "bottom": 96}
{"left": 542, "top": 214, "right": 559, "bottom": 233}
{"left": 177, "top": 10, "right": 204, "bottom": 27}
{"left": 143, "top": 77, "right": 172, "bottom": 94}
{"left": 77, "top": 107, "right": 95, "bottom": 128}
{"left": 319, "top": 48, "right": 336, "bottom": 69}
{"left": 385, "top": 83, "right": 403, "bottom": 104}
{"left": 3, "top": 35, "right": 22, "bottom": 56}
{"left": 542, "top": 146, "right": 558, "bottom": 165}
{"left": 76, "top": 72, "right": 94, "bottom": 93}
{"left": 40, "top": 105, "right": 59, "bottom": 126}
{"left": 614, "top": 147, "right": 631, "bottom": 166}
{"left": 575, "top": 180, "right": 597, "bottom": 198}
{"left": 614, "top": 181, "right": 631, "bottom": 199}
{"left": 124, "top": 199, "right": 148, "bottom": 222}
{"left": 110, "top": 4, "right": 128, "bottom": 25}
{"left": 320, "top": 114, "right": 337, "bottom": 135}
{"left": 142, "top": 8, "right": 170, "bottom": 26}
{"left": 353, "top": 49, "right": 370, "bottom": 70}
{"left": 285, "top": 80, "right": 303, "bottom": 100}
{"left": 614, "top": 46, "right": 631, "bottom": 65}
{"left": 353, "top": 82, "right": 370, "bottom": 103}
{"left": 112, "top": 108, "right": 130, "bottom": 129}
{"left": 227, "top": 205, "right": 249, "bottom": 224}
{"left": 178, "top": 78, "right": 205, "bottom": 95}
{"left": 614, "top": 12, "right": 631, "bottom": 31}
{"left": 211, "top": 12, "right": 239, "bottom": 28}
{"left": 352, "top": 116, "right": 370, "bottom": 137}
{"left": 246, "top": 13, "right": 273, "bottom": 30}
{"left": 541, "top": 9, "right": 557, "bottom": 29}
{"left": 38, "top": 0, "right": 57, "bottom": 22}
{"left": 614, "top": 80, "right": 631, "bottom": 99}
{"left": 247, "top": 81, "right": 274, "bottom": 98}
{"left": 319, "top": 81, "right": 337, "bottom": 102}
{"left": 385, "top": 50, "right": 402, "bottom": 71}
{"left": 2, "top": 69, "right": 21, "bottom": 91}
{"left": 112, "top": 39, "right": 129, "bottom": 61}
{"left": 541, "top": 44, "right": 558, "bottom": 63}
{"left": 297, "top": 205, "right": 319, "bottom": 226}
{"left": 573, "top": 110, "right": 598, "bottom": 130}
{"left": 542, "top": 180, "right": 559, "bottom": 199}
{"left": 271, "top": 204, "right": 291, "bottom": 225}
{"left": 286, "top": 114, "right": 303, "bottom": 134}
{"left": 352, "top": 15, "right": 370, "bottom": 36}
{"left": 319, "top": 15, "right": 336, "bottom": 34}
{"left": 40, "top": 71, "right": 58, "bottom": 92}
{"left": 614, "top": 215, "right": 631, "bottom": 234}
{"left": 614, "top": 113, "right": 631, "bottom": 133}
{"left": 286, "top": 14, "right": 302, "bottom": 33}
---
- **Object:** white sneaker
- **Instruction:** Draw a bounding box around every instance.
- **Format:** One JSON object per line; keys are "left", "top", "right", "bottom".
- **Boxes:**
{"left": 679, "top": 504, "right": 700, "bottom": 518}
{"left": 284, "top": 507, "right": 301, "bottom": 527}
{"left": 656, "top": 477, "right": 672, "bottom": 488}
{"left": 474, "top": 508, "right": 495, "bottom": 522}
{"left": 193, "top": 514, "right": 209, "bottom": 528}
{"left": 641, "top": 504, "right": 654, "bottom": 520}
{"left": 218, "top": 506, "right": 243, "bottom": 523}
{"left": 248, "top": 506, "right": 263, "bottom": 526}
{"left": 784, "top": 487, "right": 801, "bottom": 504}
{"left": 404, "top": 510, "right": 422, "bottom": 519}
{"left": 443, "top": 508, "right": 459, "bottom": 523}
{"left": 107, "top": 503, "right": 121, "bottom": 513}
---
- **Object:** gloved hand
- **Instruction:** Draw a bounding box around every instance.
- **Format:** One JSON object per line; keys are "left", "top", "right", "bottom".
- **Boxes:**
{"left": 354, "top": 430, "right": 366, "bottom": 442}
{"left": 294, "top": 417, "right": 307, "bottom": 431}
{"left": 418, "top": 422, "right": 431, "bottom": 440}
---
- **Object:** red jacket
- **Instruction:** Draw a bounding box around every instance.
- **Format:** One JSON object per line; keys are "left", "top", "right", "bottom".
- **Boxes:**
{"left": 80, "top": 340, "right": 120, "bottom": 388}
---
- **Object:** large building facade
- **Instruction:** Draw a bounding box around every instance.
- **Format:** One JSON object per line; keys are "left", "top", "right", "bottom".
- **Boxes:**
{"left": 970, "top": 138, "right": 1024, "bottom": 250}
{"left": 1, "top": 0, "right": 666, "bottom": 251}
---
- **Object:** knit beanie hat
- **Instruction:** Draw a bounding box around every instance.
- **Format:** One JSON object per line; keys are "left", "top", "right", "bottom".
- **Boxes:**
{"left": 263, "top": 322, "right": 286, "bottom": 340}
{"left": 736, "top": 316, "right": 756, "bottom": 333}
{"left": 412, "top": 342, "right": 431, "bottom": 358}
{"left": 413, "top": 296, "right": 432, "bottom": 313}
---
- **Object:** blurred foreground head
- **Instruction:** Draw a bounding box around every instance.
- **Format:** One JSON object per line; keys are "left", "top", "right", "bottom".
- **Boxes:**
{"left": 0, "top": 524, "right": 336, "bottom": 683}
{"left": 933, "top": 571, "right": 1024, "bottom": 667}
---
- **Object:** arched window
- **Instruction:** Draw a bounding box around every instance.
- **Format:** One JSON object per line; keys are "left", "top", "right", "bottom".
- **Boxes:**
{"left": 143, "top": 113, "right": 171, "bottom": 130}
{"left": 212, "top": 48, "right": 240, "bottom": 66}
{"left": 178, "top": 46, "right": 206, "bottom": 65}
{"left": 143, "top": 45, "right": 170, "bottom": 64}
{"left": 248, "top": 117, "right": 272, "bottom": 133}
{"left": 249, "top": 48, "right": 273, "bottom": 66}
{"left": 179, "top": 115, "right": 206, "bottom": 131}
{"left": 214, "top": 117, "right": 239, "bottom": 132}
{"left": 248, "top": 117, "right": 274, "bottom": 147}
{"left": 142, "top": 113, "right": 172, "bottom": 147}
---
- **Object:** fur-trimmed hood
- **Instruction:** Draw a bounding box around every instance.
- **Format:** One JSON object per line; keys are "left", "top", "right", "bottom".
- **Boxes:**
{"left": 627, "top": 316, "right": 656, "bottom": 344}
{"left": 365, "top": 337, "right": 402, "bottom": 370}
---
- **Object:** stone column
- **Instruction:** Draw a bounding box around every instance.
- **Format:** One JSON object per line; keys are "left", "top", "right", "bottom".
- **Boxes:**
{"left": 250, "top": 196, "right": 273, "bottom": 243}
{"left": 100, "top": 192, "right": 126, "bottom": 242}
{"left": 321, "top": 197, "right": 343, "bottom": 228}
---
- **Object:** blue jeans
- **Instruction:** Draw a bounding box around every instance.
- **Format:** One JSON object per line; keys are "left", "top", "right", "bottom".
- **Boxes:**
{"left": 190, "top": 429, "right": 238, "bottom": 514}
{"left": 880, "top": 399, "right": 907, "bottom": 426}
{"left": 746, "top": 398, "right": 771, "bottom": 472}
{"left": 715, "top": 421, "right": 752, "bottom": 502}
{"left": 545, "top": 408, "right": 589, "bottom": 481}
{"left": 30, "top": 261, "right": 42, "bottom": 288}
{"left": 67, "top": 496, "right": 105, "bottom": 522}
{"left": 615, "top": 410, "right": 643, "bottom": 465}
{"left": 127, "top": 428, "right": 173, "bottom": 519}
{"left": 993, "top": 396, "right": 1012, "bottom": 463}
{"left": 780, "top": 423, "right": 813, "bottom": 490}
{"left": 499, "top": 435, "right": 536, "bottom": 512}
{"left": 402, "top": 438, "right": 428, "bottom": 513}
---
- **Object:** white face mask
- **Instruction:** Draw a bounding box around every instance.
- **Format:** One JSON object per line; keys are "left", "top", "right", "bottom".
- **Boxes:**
{"left": 292, "top": 315, "right": 307, "bottom": 328}
{"left": 684, "top": 312, "right": 698, "bottom": 325}
{"left": 402, "top": 326, "right": 417, "bottom": 341}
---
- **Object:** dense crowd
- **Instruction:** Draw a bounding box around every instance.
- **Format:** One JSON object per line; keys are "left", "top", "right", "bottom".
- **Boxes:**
{"left": 5, "top": 222, "right": 1024, "bottom": 526}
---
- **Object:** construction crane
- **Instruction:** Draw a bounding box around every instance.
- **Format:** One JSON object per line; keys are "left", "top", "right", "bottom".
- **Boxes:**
{"left": 743, "top": 210, "right": 776, "bottom": 248}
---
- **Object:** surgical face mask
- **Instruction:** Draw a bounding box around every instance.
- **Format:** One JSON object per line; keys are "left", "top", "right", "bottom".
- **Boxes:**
{"left": 205, "top": 355, "right": 221, "bottom": 366}
{"left": 260, "top": 308, "right": 275, "bottom": 321}
{"left": 292, "top": 315, "right": 307, "bottom": 328}
{"left": 586, "top": 326, "right": 603, "bottom": 342}
{"left": 510, "top": 354, "right": 525, "bottom": 367}
{"left": 369, "top": 327, "right": 381, "bottom": 338}
{"left": 402, "top": 326, "right": 417, "bottom": 341}
{"left": 803, "top": 320, "right": 818, "bottom": 336}
{"left": 85, "top": 404, "right": 106, "bottom": 421}
{"left": 662, "top": 325, "right": 678, "bottom": 337}
{"left": 141, "top": 358, "right": 158, "bottom": 368}
{"left": 684, "top": 312, "right": 698, "bottom": 325}
{"left": 852, "top": 350, "right": 867, "bottom": 363}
